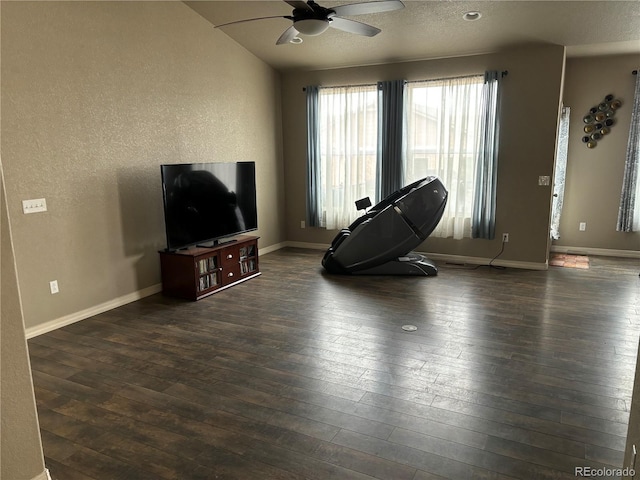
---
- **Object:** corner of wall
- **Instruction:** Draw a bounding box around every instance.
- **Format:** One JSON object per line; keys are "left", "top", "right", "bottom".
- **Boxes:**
{"left": 1, "top": 162, "right": 46, "bottom": 480}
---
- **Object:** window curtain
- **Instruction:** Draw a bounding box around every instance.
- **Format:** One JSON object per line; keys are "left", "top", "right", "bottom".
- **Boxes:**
{"left": 305, "top": 85, "right": 322, "bottom": 227}
{"left": 377, "top": 80, "right": 406, "bottom": 200}
{"left": 471, "top": 71, "right": 501, "bottom": 240}
{"left": 318, "top": 85, "right": 378, "bottom": 229}
{"left": 405, "top": 75, "right": 484, "bottom": 239}
{"left": 551, "top": 106, "right": 570, "bottom": 240}
{"left": 617, "top": 71, "right": 640, "bottom": 232}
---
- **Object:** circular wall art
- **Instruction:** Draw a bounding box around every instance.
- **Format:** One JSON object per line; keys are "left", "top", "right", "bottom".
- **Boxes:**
{"left": 581, "top": 94, "right": 622, "bottom": 148}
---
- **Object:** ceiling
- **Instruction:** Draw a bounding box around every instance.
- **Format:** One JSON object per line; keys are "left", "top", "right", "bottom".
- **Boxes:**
{"left": 185, "top": 0, "right": 640, "bottom": 71}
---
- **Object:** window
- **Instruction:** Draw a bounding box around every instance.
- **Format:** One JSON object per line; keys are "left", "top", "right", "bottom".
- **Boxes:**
{"left": 306, "top": 73, "right": 500, "bottom": 238}
{"left": 318, "top": 85, "right": 378, "bottom": 229}
{"left": 405, "top": 75, "right": 484, "bottom": 239}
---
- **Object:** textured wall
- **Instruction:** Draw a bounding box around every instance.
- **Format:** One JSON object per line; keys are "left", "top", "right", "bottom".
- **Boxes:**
{"left": 281, "top": 45, "right": 566, "bottom": 266}
{"left": 1, "top": 1, "right": 285, "bottom": 330}
{"left": 1, "top": 163, "right": 46, "bottom": 480}
{"left": 556, "top": 54, "right": 640, "bottom": 252}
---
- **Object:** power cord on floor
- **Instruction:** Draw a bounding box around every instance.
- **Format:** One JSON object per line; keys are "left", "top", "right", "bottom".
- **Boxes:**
{"left": 440, "top": 239, "right": 508, "bottom": 271}
{"left": 470, "top": 238, "right": 507, "bottom": 270}
{"left": 487, "top": 240, "right": 507, "bottom": 270}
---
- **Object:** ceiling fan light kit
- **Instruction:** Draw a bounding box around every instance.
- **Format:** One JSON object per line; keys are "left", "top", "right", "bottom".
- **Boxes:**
{"left": 215, "top": 0, "right": 405, "bottom": 45}
{"left": 294, "top": 18, "right": 330, "bottom": 36}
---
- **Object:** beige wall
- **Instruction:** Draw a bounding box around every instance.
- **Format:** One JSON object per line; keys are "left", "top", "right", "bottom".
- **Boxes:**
{"left": 281, "top": 45, "right": 566, "bottom": 266}
{"left": 1, "top": 1, "right": 285, "bottom": 331}
{"left": 555, "top": 54, "right": 640, "bottom": 252}
{"left": 1, "top": 163, "right": 47, "bottom": 480}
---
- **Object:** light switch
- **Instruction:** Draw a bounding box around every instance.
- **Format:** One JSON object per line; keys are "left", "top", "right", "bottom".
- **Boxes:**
{"left": 22, "top": 198, "right": 47, "bottom": 214}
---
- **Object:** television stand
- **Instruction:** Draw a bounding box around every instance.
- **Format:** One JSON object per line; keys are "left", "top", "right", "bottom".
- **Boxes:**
{"left": 159, "top": 235, "right": 260, "bottom": 301}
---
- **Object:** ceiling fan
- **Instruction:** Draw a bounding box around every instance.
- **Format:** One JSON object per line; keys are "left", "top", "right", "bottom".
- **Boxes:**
{"left": 215, "top": 0, "right": 405, "bottom": 45}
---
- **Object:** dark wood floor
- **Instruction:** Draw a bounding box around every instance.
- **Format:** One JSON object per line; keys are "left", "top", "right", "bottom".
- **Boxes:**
{"left": 29, "top": 248, "right": 640, "bottom": 480}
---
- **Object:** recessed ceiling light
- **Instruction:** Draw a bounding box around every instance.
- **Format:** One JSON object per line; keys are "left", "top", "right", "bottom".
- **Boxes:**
{"left": 463, "top": 11, "right": 482, "bottom": 21}
{"left": 290, "top": 36, "right": 303, "bottom": 44}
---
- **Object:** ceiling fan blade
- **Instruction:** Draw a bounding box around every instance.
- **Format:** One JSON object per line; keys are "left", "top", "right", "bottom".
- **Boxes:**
{"left": 284, "top": 0, "right": 313, "bottom": 12}
{"left": 276, "top": 25, "right": 300, "bottom": 45}
{"left": 331, "top": 0, "right": 404, "bottom": 17}
{"left": 215, "top": 16, "right": 289, "bottom": 28}
{"left": 329, "top": 17, "right": 381, "bottom": 37}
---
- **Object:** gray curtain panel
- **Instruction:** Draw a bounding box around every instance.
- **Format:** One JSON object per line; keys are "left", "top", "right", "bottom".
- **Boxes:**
{"left": 616, "top": 72, "right": 640, "bottom": 232}
{"left": 305, "top": 85, "right": 322, "bottom": 227}
{"left": 471, "top": 71, "right": 501, "bottom": 239}
{"left": 377, "top": 80, "right": 406, "bottom": 200}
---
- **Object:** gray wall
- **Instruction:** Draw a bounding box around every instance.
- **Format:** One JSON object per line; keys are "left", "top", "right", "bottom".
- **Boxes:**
{"left": 555, "top": 54, "right": 640, "bottom": 253}
{"left": 1, "top": 162, "right": 46, "bottom": 480}
{"left": 1, "top": 1, "right": 286, "bottom": 332}
{"left": 281, "top": 45, "right": 566, "bottom": 266}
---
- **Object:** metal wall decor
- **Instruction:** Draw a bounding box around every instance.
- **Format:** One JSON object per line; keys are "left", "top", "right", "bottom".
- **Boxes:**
{"left": 582, "top": 94, "right": 622, "bottom": 148}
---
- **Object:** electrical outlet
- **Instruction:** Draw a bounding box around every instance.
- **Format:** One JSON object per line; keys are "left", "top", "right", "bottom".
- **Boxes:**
{"left": 538, "top": 175, "right": 550, "bottom": 186}
{"left": 579, "top": 222, "right": 587, "bottom": 231}
{"left": 502, "top": 233, "right": 509, "bottom": 243}
{"left": 49, "top": 280, "right": 59, "bottom": 294}
{"left": 300, "top": 220, "right": 305, "bottom": 229}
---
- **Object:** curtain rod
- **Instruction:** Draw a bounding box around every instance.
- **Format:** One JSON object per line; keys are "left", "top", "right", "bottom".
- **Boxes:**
{"left": 406, "top": 70, "right": 508, "bottom": 85}
{"left": 302, "top": 70, "right": 508, "bottom": 91}
{"left": 405, "top": 73, "right": 482, "bottom": 84}
{"left": 302, "top": 83, "right": 376, "bottom": 92}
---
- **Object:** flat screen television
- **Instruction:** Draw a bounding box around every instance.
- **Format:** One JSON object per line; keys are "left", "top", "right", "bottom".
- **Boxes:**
{"left": 161, "top": 162, "right": 257, "bottom": 251}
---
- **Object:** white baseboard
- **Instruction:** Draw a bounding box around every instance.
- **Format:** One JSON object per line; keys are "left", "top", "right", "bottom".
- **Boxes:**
{"left": 25, "top": 283, "right": 162, "bottom": 339}
{"left": 32, "top": 469, "right": 50, "bottom": 480}
{"left": 284, "top": 241, "right": 331, "bottom": 250}
{"left": 258, "top": 241, "right": 288, "bottom": 256}
{"left": 25, "top": 241, "right": 291, "bottom": 339}
{"left": 24, "top": 240, "right": 315, "bottom": 339}
{"left": 421, "top": 251, "right": 548, "bottom": 271}
{"left": 274, "top": 241, "right": 548, "bottom": 270}
{"left": 25, "top": 239, "right": 560, "bottom": 339}
{"left": 551, "top": 245, "right": 640, "bottom": 258}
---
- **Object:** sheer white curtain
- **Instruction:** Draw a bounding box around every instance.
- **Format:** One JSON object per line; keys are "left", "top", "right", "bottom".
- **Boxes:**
{"left": 319, "top": 85, "right": 378, "bottom": 229}
{"left": 551, "top": 106, "right": 570, "bottom": 239}
{"left": 631, "top": 79, "right": 640, "bottom": 231}
{"left": 617, "top": 71, "right": 640, "bottom": 232}
{"left": 405, "top": 76, "right": 483, "bottom": 239}
{"left": 635, "top": 152, "right": 640, "bottom": 231}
